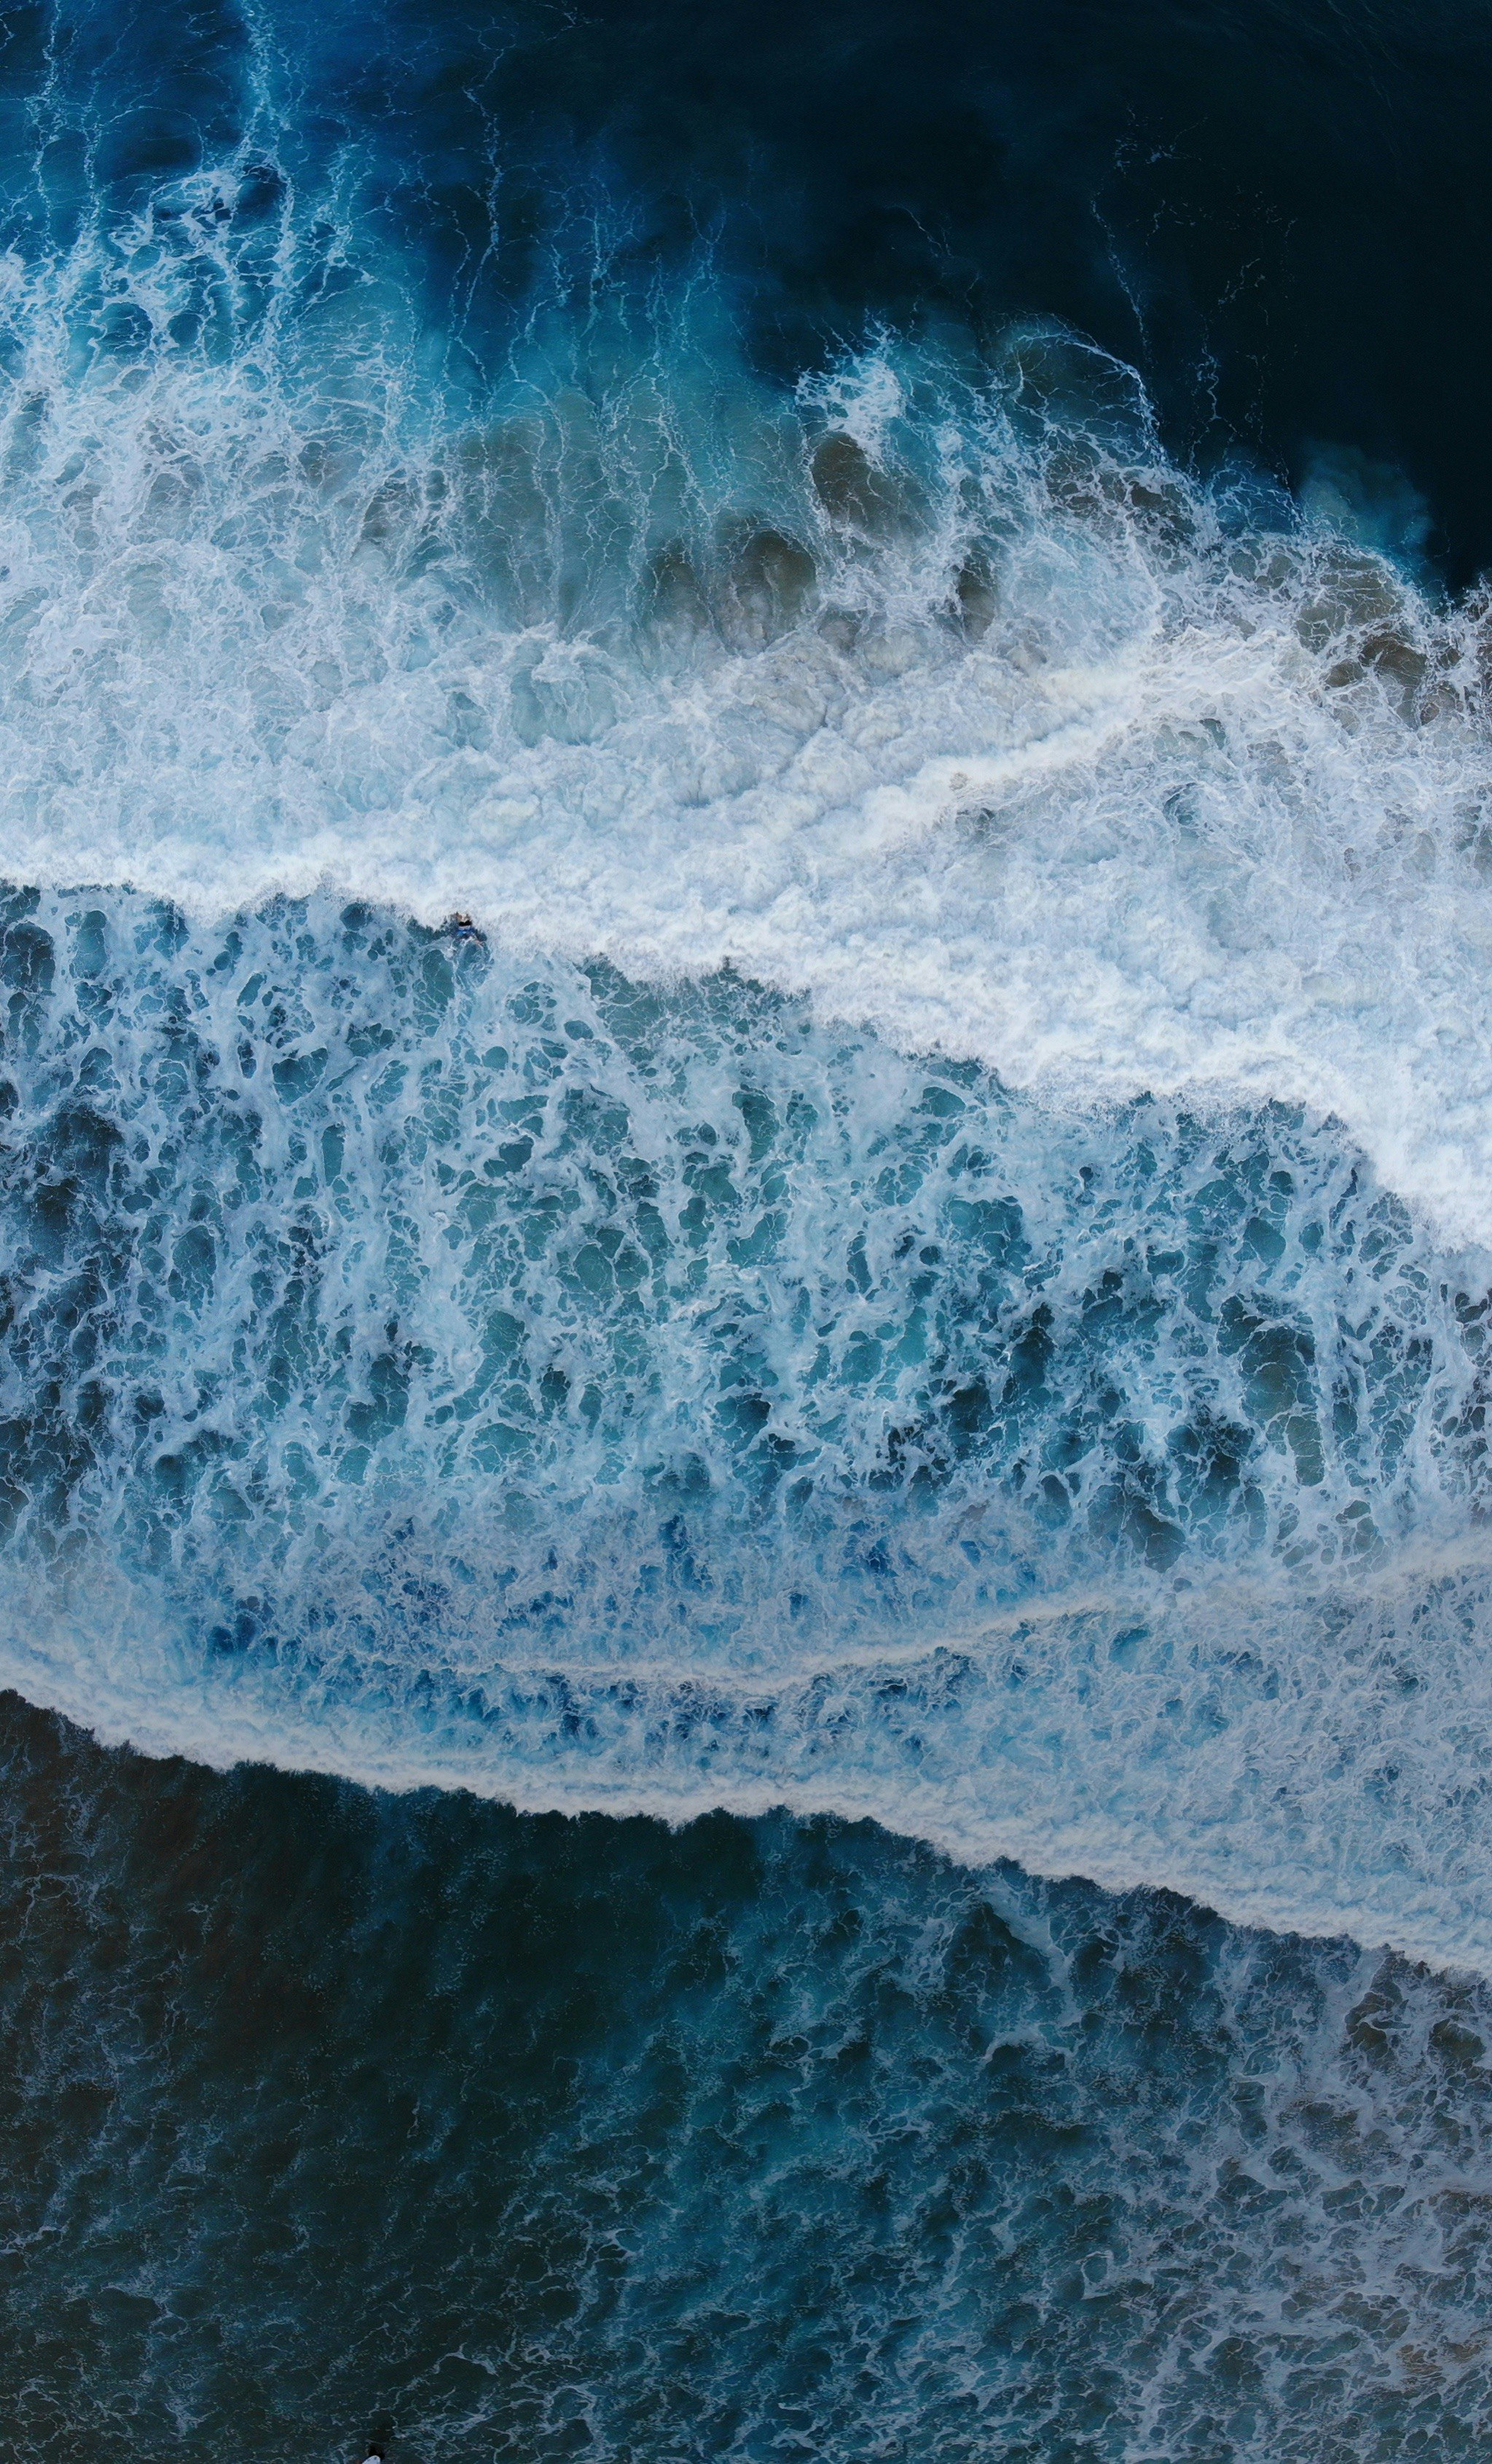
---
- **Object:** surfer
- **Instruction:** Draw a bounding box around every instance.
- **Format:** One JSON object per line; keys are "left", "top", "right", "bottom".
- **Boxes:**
{"left": 446, "top": 911, "right": 485, "bottom": 945}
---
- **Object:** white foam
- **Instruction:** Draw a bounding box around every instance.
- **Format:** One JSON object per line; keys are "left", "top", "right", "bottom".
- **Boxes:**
{"left": 8, "top": 213, "right": 1492, "bottom": 1958}
{"left": 1, "top": 305, "right": 1491, "bottom": 1245}
{"left": 8, "top": 1540, "right": 1492, "bottom": 1977}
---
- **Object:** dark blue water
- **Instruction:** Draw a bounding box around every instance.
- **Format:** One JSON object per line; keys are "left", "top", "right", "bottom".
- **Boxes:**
{"left": 4, "top": 0, "right": 1492, "bottom": 2453}
{"left": 4, "top": 1690, "right": 1492, "bottom": 2462}
{"left": 6, "top": 0, "right": 1491, "bottom": 564}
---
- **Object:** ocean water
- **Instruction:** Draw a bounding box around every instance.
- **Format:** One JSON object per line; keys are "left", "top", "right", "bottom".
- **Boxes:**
{"left": 4, "top": 0, "right": 1492, "bottom": 2453}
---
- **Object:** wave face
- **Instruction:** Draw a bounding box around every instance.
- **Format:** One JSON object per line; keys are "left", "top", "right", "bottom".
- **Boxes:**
{"left": 7, "top": 285, "right": 1492, "bottom": 1244}
{"left": 6, "top": 0, "right": 1492, "bottom": 2449}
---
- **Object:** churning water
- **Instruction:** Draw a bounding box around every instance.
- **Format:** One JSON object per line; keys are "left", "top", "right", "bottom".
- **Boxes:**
{"left": 5, "top": 0, "right": 1492, "bottom": 2453}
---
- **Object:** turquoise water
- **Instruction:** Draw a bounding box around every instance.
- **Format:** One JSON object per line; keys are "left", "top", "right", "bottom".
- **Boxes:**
{"left": 4, "top": 0, "right": 1492, "bottom": 2452}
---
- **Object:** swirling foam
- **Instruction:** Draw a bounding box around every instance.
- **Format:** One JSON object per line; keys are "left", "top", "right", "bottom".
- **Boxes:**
{"left": 2, "top": 903, "right": 1491, "bottom": 1969}
{"left": 4, "top": 238, "right": 1492, "bottom": 1239}
{"left": 6, "top": 145, "right": 1492, "bottom": 1963}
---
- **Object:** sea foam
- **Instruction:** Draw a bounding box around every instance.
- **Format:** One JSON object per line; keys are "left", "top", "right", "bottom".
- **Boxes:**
{"left": 3, "top": 896, "right": 1491, "bottom": 1969}
{"left": 2, "top": 266, "right": 1492, "bottom": 1241}
{"left": 6, "top": 166, "right": 1492, "bottom": 1963}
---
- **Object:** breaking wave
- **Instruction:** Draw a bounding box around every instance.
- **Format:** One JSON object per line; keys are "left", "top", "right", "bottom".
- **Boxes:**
{"left": 6, "top": 106, "right": 1492, "bottom": 1972}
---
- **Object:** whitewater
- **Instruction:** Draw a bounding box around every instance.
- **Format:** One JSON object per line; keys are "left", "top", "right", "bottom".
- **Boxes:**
{"left": 6, "top": 153, "right": 1492, "bottom": 1982}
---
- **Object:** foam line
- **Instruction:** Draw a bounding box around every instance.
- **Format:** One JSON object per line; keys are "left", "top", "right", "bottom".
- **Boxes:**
{"left": 6, "top": 1547, "right": 1492, "bottom": 1977}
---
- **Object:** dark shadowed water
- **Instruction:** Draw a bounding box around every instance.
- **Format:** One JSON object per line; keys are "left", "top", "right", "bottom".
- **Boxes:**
{"left": 4, "top": 1690, "right": 1492, "bottom": 2462}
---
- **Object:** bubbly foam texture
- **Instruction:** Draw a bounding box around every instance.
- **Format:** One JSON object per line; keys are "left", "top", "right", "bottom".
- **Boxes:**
{"left": 5, "top": 190, "right": 1492, "bottom": 1241}
{"left": 4, "top": 901, "right": 1492, "bottom": 1966}
{"left": 7, "top": 139, "right": 1492, "bottom": 1963}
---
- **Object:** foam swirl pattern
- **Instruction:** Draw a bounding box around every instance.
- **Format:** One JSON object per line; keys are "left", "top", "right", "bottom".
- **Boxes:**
{"left": 4, "top": 888, "right": 1492, "bottom": 1966}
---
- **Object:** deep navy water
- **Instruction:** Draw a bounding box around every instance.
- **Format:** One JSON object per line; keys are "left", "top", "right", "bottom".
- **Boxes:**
{"left": 5, "top": 0, "right": 1492, "bottom": 2454}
